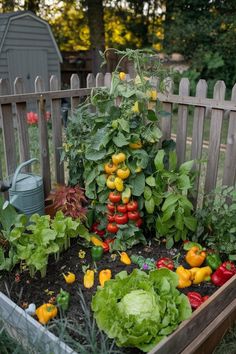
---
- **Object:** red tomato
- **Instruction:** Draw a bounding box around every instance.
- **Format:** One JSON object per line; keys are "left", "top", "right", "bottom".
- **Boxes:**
{"left": 115, "top": 213, "right": 128, "bottom": 225}
{"left": 107, "top": 203, "right": 116, "bottom": 213}
{"left": 128, "top": 210, "right": 140, "bottom": 220}
{"left": 107, "top": 213, "right": 115, "bottom": 222}
{"left": 109, "top": 192, "right": 121, "bottom": 203}
{"left": 117, "top": 204, "right": 127, "bottom": 213}
{"left": 135, "top": 218, "right": 143, "bottom": 227}
{"left": 103, "top": 238, "right": 115, "bottom": 252}
{"left": 127, "top": 200, "right": 138, "bottom": 211}
{"left": 106, "top": 223, "right": 119, "bottom": 233}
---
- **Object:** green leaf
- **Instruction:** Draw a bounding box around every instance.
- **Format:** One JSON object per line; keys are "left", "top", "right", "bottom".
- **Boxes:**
{"left": 179, "top": 160, "right": 194, "bottom": 174}
{"left": 147, "top": 110, "right": 158, "bottom": 121}
{"left": 166, "top": 236, "right": 174, "bottom": 249}
{"left": 175, "top": 209, "right": 184, "bottom": 231}
{"left": 183, "top": 216, "right": 197, "bottom": 231}
{"left": 144, "top": 186, "right": 152, "bottom": 200}
{"left": 145, "top": 176, "right": 156, "bottom": 187}
{"left": 168, "top": 151, "right": 177, "bottom": 171}
{"left": 145, "top": 198, "right": 155, "bottom": 214}
{"left": 178, "top": 175, "right": 191, "bottom": 191}
{"left": 118, "top": 118, "right": 130, "bottom": 133}
{"left": 113, "top": 132, "right": 129, "bottom": 147}
{"left": 129, "top": 173, "right": 146, "bottom": 196}
{"left": 85, "top": 148, "right": 107, "bottom": 161}
{"left": 154, "top": 150, "right": 165, "bottom": 171}
{"left": 162, "top": 194, "right": 179, "bottom": 212}
{"left": 162, "top": 204, "right": 175, "bottom": 222}
{"left": 91, "top": 128, "right": 108, "bottom": 150}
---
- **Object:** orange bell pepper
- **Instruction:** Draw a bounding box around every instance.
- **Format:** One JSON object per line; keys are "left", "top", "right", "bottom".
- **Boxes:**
{"left": 185, "top": 246, "right": 206, "bottom": 267}
{"left": 99, "top": 269, "right": 112, "bottom": 287}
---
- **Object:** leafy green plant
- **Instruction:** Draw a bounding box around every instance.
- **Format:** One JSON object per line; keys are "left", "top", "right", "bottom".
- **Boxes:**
{"left": 194, "top": 186, "right": 236, "bottom": 260}
{"left": 143, "top": 149, "right": 197, "bottom": 248}
{"left": 91, "top": 268, "right": 192, "bottom": 352}
{"left": 0, "top": 211, "right": 90, "bottom": 277}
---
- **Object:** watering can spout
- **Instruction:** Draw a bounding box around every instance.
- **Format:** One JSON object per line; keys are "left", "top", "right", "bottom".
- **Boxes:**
{"left": 3, "top": 195, "right": 18, "bottom": 210}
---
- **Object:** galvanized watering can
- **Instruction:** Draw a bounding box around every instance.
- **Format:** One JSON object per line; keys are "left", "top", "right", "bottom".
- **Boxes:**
{"left": 8, "top": 158, "right": 45, "bottom": 217}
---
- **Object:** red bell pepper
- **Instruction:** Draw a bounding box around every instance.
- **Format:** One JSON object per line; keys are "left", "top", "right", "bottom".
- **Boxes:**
{"left": 211, "top": 261, "right": 236, "bottom": 286}
{"left": 187, "top": 291, "right": 209, "bottom": 309}
{"left": 156, "top": 257, "right": 174, "bottom": 271}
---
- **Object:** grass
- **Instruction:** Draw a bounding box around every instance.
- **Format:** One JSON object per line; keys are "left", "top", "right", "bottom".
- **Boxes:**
{"left": 214, "top": 323, "right": 236, "bottom": 354}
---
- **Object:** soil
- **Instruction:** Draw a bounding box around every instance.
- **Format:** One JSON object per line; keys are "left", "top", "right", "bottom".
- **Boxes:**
{"left": 0, "top": 236, "right": 217, "bottom": 353}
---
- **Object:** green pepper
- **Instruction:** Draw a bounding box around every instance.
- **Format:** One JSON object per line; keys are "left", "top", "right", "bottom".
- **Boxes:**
{"left": 206, "top": 253, "right": 222, "bottom": 270}
{"left": 56, "top": 289, "right": 70, "bottom": 311}
{"left": 91, "top": 246, "right": 103, "bottom": 261}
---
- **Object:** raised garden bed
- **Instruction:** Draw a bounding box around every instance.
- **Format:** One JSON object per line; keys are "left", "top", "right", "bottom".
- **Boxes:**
{"left": 0, "top": 239, "right": 236, "bottom": 354}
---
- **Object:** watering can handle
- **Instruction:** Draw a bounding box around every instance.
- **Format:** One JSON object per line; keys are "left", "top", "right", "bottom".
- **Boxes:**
{"left": 11, "top": 158, "right": 39, "bottom": 190}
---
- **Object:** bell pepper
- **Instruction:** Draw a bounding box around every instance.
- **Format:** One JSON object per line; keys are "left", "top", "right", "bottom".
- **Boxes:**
{"left": 116, "top": 166, "right": 130, "bottom": 180}
{"left": 91, "top": 246, "right": 103, "bottom": 261}
{"left": 106, "top": 175, "right": 116, "bottom": 189}
{"left": 84, "top": 269, "right": 95, "bottom": 289}
{"left": 63, "top": 271, "right": 76, "bottom": 284}
{"left": 90, "top": 235, "right": 109, "bottom": 252}
{"left": 211, "top": 261, "right": 236, "bottom": 286}
{"left": 35, "top": 303, "right": 58, "bottom": 325}
{"left": 187, "top": 292, "right": 209, "bottom": 310}
{"left": 156, "top": 257, "right": 174, "bottom": 271}
{"left": 104, "top": 162, "right": 117, "bottom": 174}
{"left": 189, "top": 266, "right": 212, "bottom": 284}
{"left": 56, "top": 289, "right": 70, "bottom": 311}
{"left": 114, "top": 177, "right": 124, "bottom": 192}
{"left": 206, "top": 252, "right": 222, "bottom": 270}
{"left": 183, "top": 241, "right": 203, "bottom": 251}
{"left": 119, "top": 72, "right": 126, "bottom": 81}
{"left": 120, "top": 252, "right": 131, "bottom": 265}
{"left": 185, "top": 246, "right": 206, "bottom": 267}
{"left": 112, "top": 152, "right": 126, "bottom": 165}
{"left": 99, "top": 269, "right": 112, "bottom": 287}
{"left": 176, "top": 266, "right": 192, "bottom": 288}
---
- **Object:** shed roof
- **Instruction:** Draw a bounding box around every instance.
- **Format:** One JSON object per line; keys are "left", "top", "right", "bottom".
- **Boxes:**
{"left": 0, "top": 11, "right": 62, "bottom": 62}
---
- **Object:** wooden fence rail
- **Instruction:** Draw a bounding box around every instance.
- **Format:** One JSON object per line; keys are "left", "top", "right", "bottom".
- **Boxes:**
{"left": 0, "top": 73, "right": 236, "bottom": 204}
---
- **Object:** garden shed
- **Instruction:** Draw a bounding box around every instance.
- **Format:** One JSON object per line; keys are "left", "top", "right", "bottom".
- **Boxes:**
{"left": 0, "top": 11, "right": 62, "bottom": 93}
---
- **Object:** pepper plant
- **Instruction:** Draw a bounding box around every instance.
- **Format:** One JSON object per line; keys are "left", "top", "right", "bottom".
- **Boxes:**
{"left": 143, "top": 149, "right": 197, "bottom": 248}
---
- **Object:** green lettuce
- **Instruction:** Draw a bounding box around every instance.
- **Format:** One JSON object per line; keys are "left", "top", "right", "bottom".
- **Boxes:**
{"left": 91, "top": 268, "right": 192, "bottom": 352}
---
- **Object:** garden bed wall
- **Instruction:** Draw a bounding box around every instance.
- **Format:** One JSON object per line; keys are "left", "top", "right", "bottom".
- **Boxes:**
{"left": 0, "top": 291, "right": 75, "bottom": 354}
{"left": 1, "top": 74, "right": 236, "bottom": 206}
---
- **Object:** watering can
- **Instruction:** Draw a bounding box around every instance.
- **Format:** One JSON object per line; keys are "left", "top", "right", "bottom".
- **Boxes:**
{"left": 6, "top": 158, "right": 45, "bottom": 217}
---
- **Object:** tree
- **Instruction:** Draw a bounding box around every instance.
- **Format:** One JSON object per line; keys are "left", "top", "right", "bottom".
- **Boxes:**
{"left": 1, "top": 0, "right": 15, "bottom": 12}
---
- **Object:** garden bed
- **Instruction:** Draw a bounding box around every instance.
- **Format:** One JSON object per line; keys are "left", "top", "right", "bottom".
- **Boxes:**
{"left": 0, "top": 238, "right": 235, "bottom": 353}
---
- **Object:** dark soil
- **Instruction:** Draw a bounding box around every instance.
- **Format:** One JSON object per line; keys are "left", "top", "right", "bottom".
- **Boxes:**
{"left": 0, "top": 237, "right": 218, "bottom": 353}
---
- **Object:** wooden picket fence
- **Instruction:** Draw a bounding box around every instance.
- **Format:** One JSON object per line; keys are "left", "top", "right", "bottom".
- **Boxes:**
{"left": 0, "top": 73, "right": 236, "bottom": 206}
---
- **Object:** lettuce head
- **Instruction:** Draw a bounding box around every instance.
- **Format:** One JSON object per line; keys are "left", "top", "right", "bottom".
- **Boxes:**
{"left": 91, "top": 268, "right": 192, "bottom": 352}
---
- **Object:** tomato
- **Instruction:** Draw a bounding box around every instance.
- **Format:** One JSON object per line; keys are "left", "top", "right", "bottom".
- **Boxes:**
{"left": 135, "top": 218, "right": 143, "bottom": 227}
{"left": 106, "top": 175, "right": 116, "bottom": 189}
{"left": 128, "top": 211, "right": 140, "bottom": 221}
{"left": 117, "top": 204, "right": 127, "bottom": 213}
{"left": 115, "top": 213, "right": 128, "bottom": 225}
{"left": 107, "top": 213, "right": 115, "bottom": 222}
{"left": 91, "top": 222, "right": 105, "bottom": 236}
{"left": 104, "top": 163, "right": 117, "bottom": 174}
{"left": 116, "top": 166, "right": 130, "bottom": 180}
{"left": 127, "top": 200, "right": 138, "bottom": 211}
{"left": 112, "top": 153, "right": 126, "bottom": 165}
{"left": 109, "top": 192, "right": 121, "bottom": 203}
{"left": 103, "top": 238, "right": 115, "bottom": 252}
{"left": 107, "top": 203, "right": 116, "bottom": 213}
{"left": 106, "top": 223, "right": 119, "bottom": 233}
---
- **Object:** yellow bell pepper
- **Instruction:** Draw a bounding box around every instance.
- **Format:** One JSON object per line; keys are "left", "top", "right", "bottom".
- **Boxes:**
{"left": 112, "top": 153, "right": 126, "bottom": 165}
{"left": 104, "top": 162, "right": 117, "bottom": 174}
{"left": 114, "top": 177, "right": 124, "bottom": 192}
{"left": 84, "top": 270, "right": 95, "bottom": 288}
{"left": 99, "top": 269, "right": 112, "bottom": 287}
{"left": 190, "top": 266, "right": 212, "bottom": 284}
{"left": 119, "top": 72, "right": 126, "bottom": 81}
{"left": 90, "top": 235, "right": 104, "bottom": 247}
{"left": 120, "top": 252, "right": 131, "bottom": 265}
{"left": 106, "top": 175, "right": 116, "bottom": 189}
{"left": 63, "top": 272, "right": 76, "bottom": 284}
{"left": 35, "top": 303, "right": 58, "bottom": 325}
{"left": 185, "top": 246, "right": 206, "bottom": 267}
{"left": 116, "top": 166, "right": 130, "bottom": 180}
{"left": 176, "top": 266, "right": 192, "bottom": 288}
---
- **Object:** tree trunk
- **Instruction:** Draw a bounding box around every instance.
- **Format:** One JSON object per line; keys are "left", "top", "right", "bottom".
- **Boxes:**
{"left": 86, "top": 0, "right": 105, "bottom": 75}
